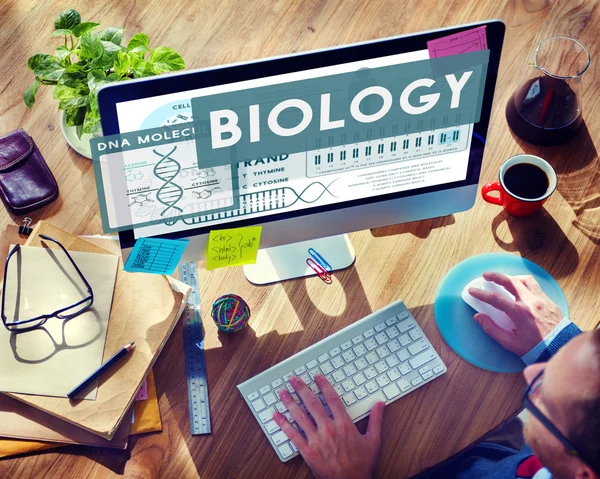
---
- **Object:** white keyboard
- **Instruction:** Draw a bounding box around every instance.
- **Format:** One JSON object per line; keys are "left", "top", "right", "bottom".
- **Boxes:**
{"left": 237, "top": 299, "right": 447, "bottom": 462}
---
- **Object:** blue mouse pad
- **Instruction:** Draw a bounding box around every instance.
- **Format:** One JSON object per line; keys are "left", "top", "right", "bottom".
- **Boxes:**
{"left": 434, "top": 253, "right": 569, "bottom": 373}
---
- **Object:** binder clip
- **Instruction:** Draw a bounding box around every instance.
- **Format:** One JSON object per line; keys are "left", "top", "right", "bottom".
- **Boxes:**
{"left": 18, "top": 217, "right": 33, "bottom": 237}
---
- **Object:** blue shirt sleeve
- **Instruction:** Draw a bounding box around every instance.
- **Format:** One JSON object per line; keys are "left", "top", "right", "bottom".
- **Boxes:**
{"left": 521, "top": 319, "right": 582, "bottom": 365}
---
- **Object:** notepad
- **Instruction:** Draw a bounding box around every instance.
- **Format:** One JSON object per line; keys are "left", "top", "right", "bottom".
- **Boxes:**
{"left": 427, "top": 26, "right": 488, "bottom": 58}
{"left": 207, "top": 226, "right": 262, "bottom": 270}
{"left": 124, "top": 237, "right": 189, "bottom": 275}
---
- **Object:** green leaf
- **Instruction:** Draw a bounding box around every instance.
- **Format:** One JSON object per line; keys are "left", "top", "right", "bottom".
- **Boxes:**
{"left": 23, "top": 80, "right": 41, "bottom": 109}
{"left": 54, "top": 9, "right": 81, "bottom": 30}
{"left": 51, "top": 29, "right": 73, "bottom": 37}
{"left": 97, "top": 27, "right": 124, "bottom": 45}
{"left": 80, "top": 32, "right": 104, "bottom": 60}
{"left": 82, "top": 94, "right": 101, "bottom": 134}
{"left": 53, "top": 84, "right": 82, "bottom": 101}
{"left": 113, "top": 50, "right": 130, "bottom": 77}
{"left": 87, "top": 70, "right": 119, "bottom": 94}
{"left": 58, "top": 95, "right": 88, "bottom": 110}
{"left": 27, "top": 53, "right": 52, "bottom": 71}
{"left": 131, "top": 59, "right": 156, "bottom": 78}
{"left": 65, "top": 106, "right": 86, "bottom": 126}
{"left": 55, "top": 45, "right": 71, "bottom": 62}
{"left": 126, "top": 33, "right": 149, "bottom": 52}
{"left": 95, "top": 40, "right": 122, "bottom": 68}
{"left": 58, "top": 65, "right": 88, "bottom": 90}
{"left": 148, "top": 46, "right": 185, "bottom": 73}
{"left": 33, "top": 56, "right": 65, "bottom": 81}
{"left": 72, "top": 22, "right": 100, "bottom": 38}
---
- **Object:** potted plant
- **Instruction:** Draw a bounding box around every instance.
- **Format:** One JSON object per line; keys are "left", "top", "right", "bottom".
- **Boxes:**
{"left": 23, "top": 9, "right": 185, "bottom": 158}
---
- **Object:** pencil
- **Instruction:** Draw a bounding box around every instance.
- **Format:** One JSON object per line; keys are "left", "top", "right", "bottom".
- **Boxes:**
{"left": 67, "top": 342, "right": 135, "bottom": 399}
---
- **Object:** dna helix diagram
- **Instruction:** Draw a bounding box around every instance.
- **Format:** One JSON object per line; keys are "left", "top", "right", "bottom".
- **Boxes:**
{"left": 153, "top": 146, "right": 184, "bottom": 217}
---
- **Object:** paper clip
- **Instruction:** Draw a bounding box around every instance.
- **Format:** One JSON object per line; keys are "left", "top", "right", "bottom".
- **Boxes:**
{"left": 306, "top": 258, "right": 332, "bottom": 284}
{"left": 308, "top": 248, "right": 332, "bottom": 272}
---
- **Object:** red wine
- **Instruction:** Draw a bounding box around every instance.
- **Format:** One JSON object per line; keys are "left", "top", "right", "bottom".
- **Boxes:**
{"left": 504, "top": 163, "right": 549, "bottom": 199}
{"left": 506, "top": 75, "right": 582, "bottom": 146}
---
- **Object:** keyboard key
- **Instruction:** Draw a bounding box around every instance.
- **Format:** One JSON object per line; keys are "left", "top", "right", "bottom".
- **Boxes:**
{"left": 355, "top": 385, "right": 368, "bottom": 400}
{"left": 352, "top": 335, "right": 364, "bottom": 344}
{"left": 433, "top": 365, "right": 445, "bottom": 374}
{"left": 343, "top": 364, "right": 357, "bottom": 376}
{"left": 284, "top": 412, "right": 293, "bottom": 422}
{"left": 332, "top": 370, "right": 346, "bottom": 383}
{"left": 386, "top": 355, "right": 400, "bottom": 368}
{"left": 386, "top": 327, "right": 400, "bottom": 339}
{"left": 317, "top": 393, "right": 327, "bottom": 405}
{"left": 271, "top": 378, "right": 284, "bottom": 389}
{"left": 332, "top": 356, "right": 345, "bottom": 369}
{"left": 386, "top": 316, "right": 398, "bottom": 326}
{"left": 264, "top": 393, "right": 277, "bottom": 406}
{"left": 272, "top": 430, "right": 289, "bottom": 446}
{"left": 286, "top": 383, "right": 295, "bottom": 393}
{"left": 366, "top": 352, "right": 378, "bottom": 364}
{"left": 306, "top": 359, "right": 318, "bottom": 370}
{"left": 343, "top": 392, "right": 357, "bottom": 406}
{"left": 364, "top": 367, "right": 378, "bottom": 379}
{"left": 411, "top": 377, "right": 424, "bottom": 387}
{"left": 346, "top": 390, "right": 387, "bottom": 419}
{"left": 326, "top": 374, "right": 335, "bottom": 385}
{"left": 275, "top": 386, "right": 286, "bottom": 397}
{"left": 376, "top": 345, "right": 390, "bottom": 359}
{"left": 341, "top": 341, "right": 353, "bottom": 351}
{"left": 397, "top": 310, "right": 409, "bottom": 320}
{"left": 353, "top": 344, "right": 367, "bottom": 357}
{"left": 387, "top": 368, "right": 401, "bottom": 382}
{"left": 283, "top": 372, "right": 293, "bottom": 382}
{"left": 408, "top": 339, "right": 429, "bottom": 356}
{"left": 376, "top": 375, "right": 390, "bottom": 387}
{"left": 252, "top": 398, "right": 266, "bottom": 412}
{"left": 329, "top": 346, "right": 341, "bottom": 357}
{"left": 383, "top": 383, "right": 401, "bottom": 400}
{"left": 375, "top": 333, "right": 388, "bottom": 345}
{"left": 300, "top": 373, "right": 312, "bottom": 385}
{"left": 320, "top": 361, "right": 334, "bottom": 375}
{"left": 278, "top": 443, "right": 294, "bottom": 459}
{"left": 397, "top": 378, "right": 411, "bottom": 392}
{"left": 354, "top": 358, "right": 368, "bottom": 370}
{"left": 397, "top": 319, "right": 414, "bottom": 333}
{"left": 399, "top": 363, "right": 411, "bottom": 375}
{"left": 342, "top": 379, "right": 355, "bottom": 392}
{"left": 365, "top": 338, "right": 378, "bottom": 351}
{"left": 365, "top": 381, "right": 378, "bottom": 393}
{"left": 247, "top": 391, "right": 260, "bottom": 401}
{"left": 309, "top": 369, "right": 320, "bottom": 380}
{"left": 265, "top": 420, "right": 281, "bottom": 434}
{"left": 294, "top": 365, "right": 307, "bottom": 375}
{"left": 388, "top": 339, "right": 401, "bottom": 352}
{"left": 409, "top": 349, "right": 436, "bottom": 369}
{"left": 409, "top": 329, "right": 423, "bottom": 340}
{"left": 259, "top": 385, "right": 271, "bottom": 395}
{"left": 334, "top": 384, "right": 344, "bottom": 396}
{"left": 375, "top": 322, "right": 386, "bottom": 332}
{"left": 309, "top": 383, "right": 320, "bottom": 394}
{"left": 258, "top": 407, "right": 276, "bottom": 423}
{"left": 398, "top": 349, "right": 410, "bottom": 362}
{"left": 419, "top": 365, "right": 431, "bottom": 374}
{"left": 276, "top": 402, "right": 287, "bottom": 413}
{"left": 353, "top": 372, "right": 367, "bottom": 386}
{"left": 375, "top": 361, "right": 389, "bottom": 374}
{"left": 363, "top": 328, "right": 376, "bottom": 339}
{"left": 399, "top": 334, "right": 411, "bottom": 346}
{"left": 342, "top": 350, "right": 356, "bottom": 362}
{"left": 291, "top": 393, "right": 301, "bottom": 404}
{"left": 422, "top": 371, "right": 434, "bottom": 380}
{"left": 318, "top": 353, "right": 330, "bottom": 363}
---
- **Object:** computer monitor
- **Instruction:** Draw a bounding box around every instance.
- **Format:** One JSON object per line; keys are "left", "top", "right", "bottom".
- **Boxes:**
{"left": 98, "top": 20, "right": 504, "bottom": 283}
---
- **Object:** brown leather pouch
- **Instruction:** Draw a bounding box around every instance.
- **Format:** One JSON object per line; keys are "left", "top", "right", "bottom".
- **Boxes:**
{"left": 0, "top": 129, "right": 59, "bottom": 215}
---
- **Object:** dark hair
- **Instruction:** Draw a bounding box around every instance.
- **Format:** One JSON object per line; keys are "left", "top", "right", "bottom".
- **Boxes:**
{"left": 569, "top": 330, "right": 600, "bottom": 474}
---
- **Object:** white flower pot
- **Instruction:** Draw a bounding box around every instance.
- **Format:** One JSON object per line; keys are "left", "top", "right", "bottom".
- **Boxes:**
{"left": 60, "top": 111, "right": 103, "bottom": 159}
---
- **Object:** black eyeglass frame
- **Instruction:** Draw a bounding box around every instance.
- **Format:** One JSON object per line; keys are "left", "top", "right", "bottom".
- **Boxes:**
{"left": 1, "top": 234, "right": 94, "bottom": 332}
{"left": 523, "top": 369, "right": 597, "bottom": 474}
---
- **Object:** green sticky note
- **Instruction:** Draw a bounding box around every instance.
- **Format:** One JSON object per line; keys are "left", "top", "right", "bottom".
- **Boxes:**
{"left": 206, "top": 226, "right": 262, "bottom": 270}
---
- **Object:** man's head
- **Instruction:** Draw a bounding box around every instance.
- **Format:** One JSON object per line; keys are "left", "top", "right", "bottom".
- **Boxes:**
{"left": 523, "top": 330, "right": 600, "bottom": 479}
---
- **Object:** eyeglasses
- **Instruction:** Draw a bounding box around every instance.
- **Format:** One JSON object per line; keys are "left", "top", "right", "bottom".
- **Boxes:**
{"left": 1, "top": 234, "right": 94, "bottom": 333}
{"left": 523, "top": 369, "right": 596, "bottom": 473}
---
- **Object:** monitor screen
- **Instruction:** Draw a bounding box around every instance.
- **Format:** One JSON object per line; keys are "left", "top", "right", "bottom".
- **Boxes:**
{"left": 99, "top": 21, "right": 504, "bottom": 246}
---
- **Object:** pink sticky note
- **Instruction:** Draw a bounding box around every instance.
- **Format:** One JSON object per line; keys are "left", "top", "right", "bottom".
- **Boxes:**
{"left": 135, "top": 379, "right": 148, "bottom": 401}
{"left": 427, "top": 26, "right": 488, "bottom": 59}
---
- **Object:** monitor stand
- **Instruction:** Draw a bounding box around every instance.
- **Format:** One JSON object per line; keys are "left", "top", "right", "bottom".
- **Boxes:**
{"left": 243, "top": 234, "right": 356, "bottom": 285}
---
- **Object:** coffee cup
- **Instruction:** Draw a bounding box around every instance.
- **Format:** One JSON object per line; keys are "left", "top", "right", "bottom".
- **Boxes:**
{"left": 481, "top": 154, "right": 557, "bottom": 217}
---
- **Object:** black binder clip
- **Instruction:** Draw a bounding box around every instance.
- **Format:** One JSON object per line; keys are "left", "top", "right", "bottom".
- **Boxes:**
{"left": 18, "top": 217, "right": 33, "bottom": 236}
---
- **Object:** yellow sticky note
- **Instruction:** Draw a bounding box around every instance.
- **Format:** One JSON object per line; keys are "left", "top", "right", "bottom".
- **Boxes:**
{"left": 206, "top": 226, "right": 262, "bottom": 270}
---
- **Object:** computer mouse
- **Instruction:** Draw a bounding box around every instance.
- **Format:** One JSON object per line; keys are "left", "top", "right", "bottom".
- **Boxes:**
{"left": 461, "top": 277, "right": 516, "bottom": 331}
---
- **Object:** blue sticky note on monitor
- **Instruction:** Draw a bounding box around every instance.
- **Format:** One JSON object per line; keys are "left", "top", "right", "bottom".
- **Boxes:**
{"left": 124, "top": 238, "right": 189, "bottom": 275}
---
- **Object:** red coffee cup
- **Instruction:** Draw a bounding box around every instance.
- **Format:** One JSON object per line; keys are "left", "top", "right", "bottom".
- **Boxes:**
{"left": 481, "top": 154, "right": 557, "bottom": 217}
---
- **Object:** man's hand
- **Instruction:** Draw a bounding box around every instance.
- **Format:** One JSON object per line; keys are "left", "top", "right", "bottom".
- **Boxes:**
{"left": 272, "top": 374, "right": 385, "bottom": 479}
{"left": 468, "top": 271, "right": 563, "bottom": 356}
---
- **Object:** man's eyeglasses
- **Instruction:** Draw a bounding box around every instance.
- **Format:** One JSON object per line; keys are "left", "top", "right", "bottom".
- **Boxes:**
{"left": 523, "top": 369, "right": 596, "bottom": 473}
{"left": 1, "top": 234, "right": 94, "bottom": 333}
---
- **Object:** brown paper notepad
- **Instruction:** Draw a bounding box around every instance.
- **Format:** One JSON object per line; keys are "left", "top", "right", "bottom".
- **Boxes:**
{"left": 2, "top": 222, "right": 190, "bottom": 440}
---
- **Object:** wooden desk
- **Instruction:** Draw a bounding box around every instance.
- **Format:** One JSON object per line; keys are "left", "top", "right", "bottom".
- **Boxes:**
{"left": 1, "top": 0, "right": 599, "bottom": 477}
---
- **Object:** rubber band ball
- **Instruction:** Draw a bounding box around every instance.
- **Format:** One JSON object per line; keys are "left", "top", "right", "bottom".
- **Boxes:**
{"left": 211, "top": 294, "right": 251, "bottom": 332}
